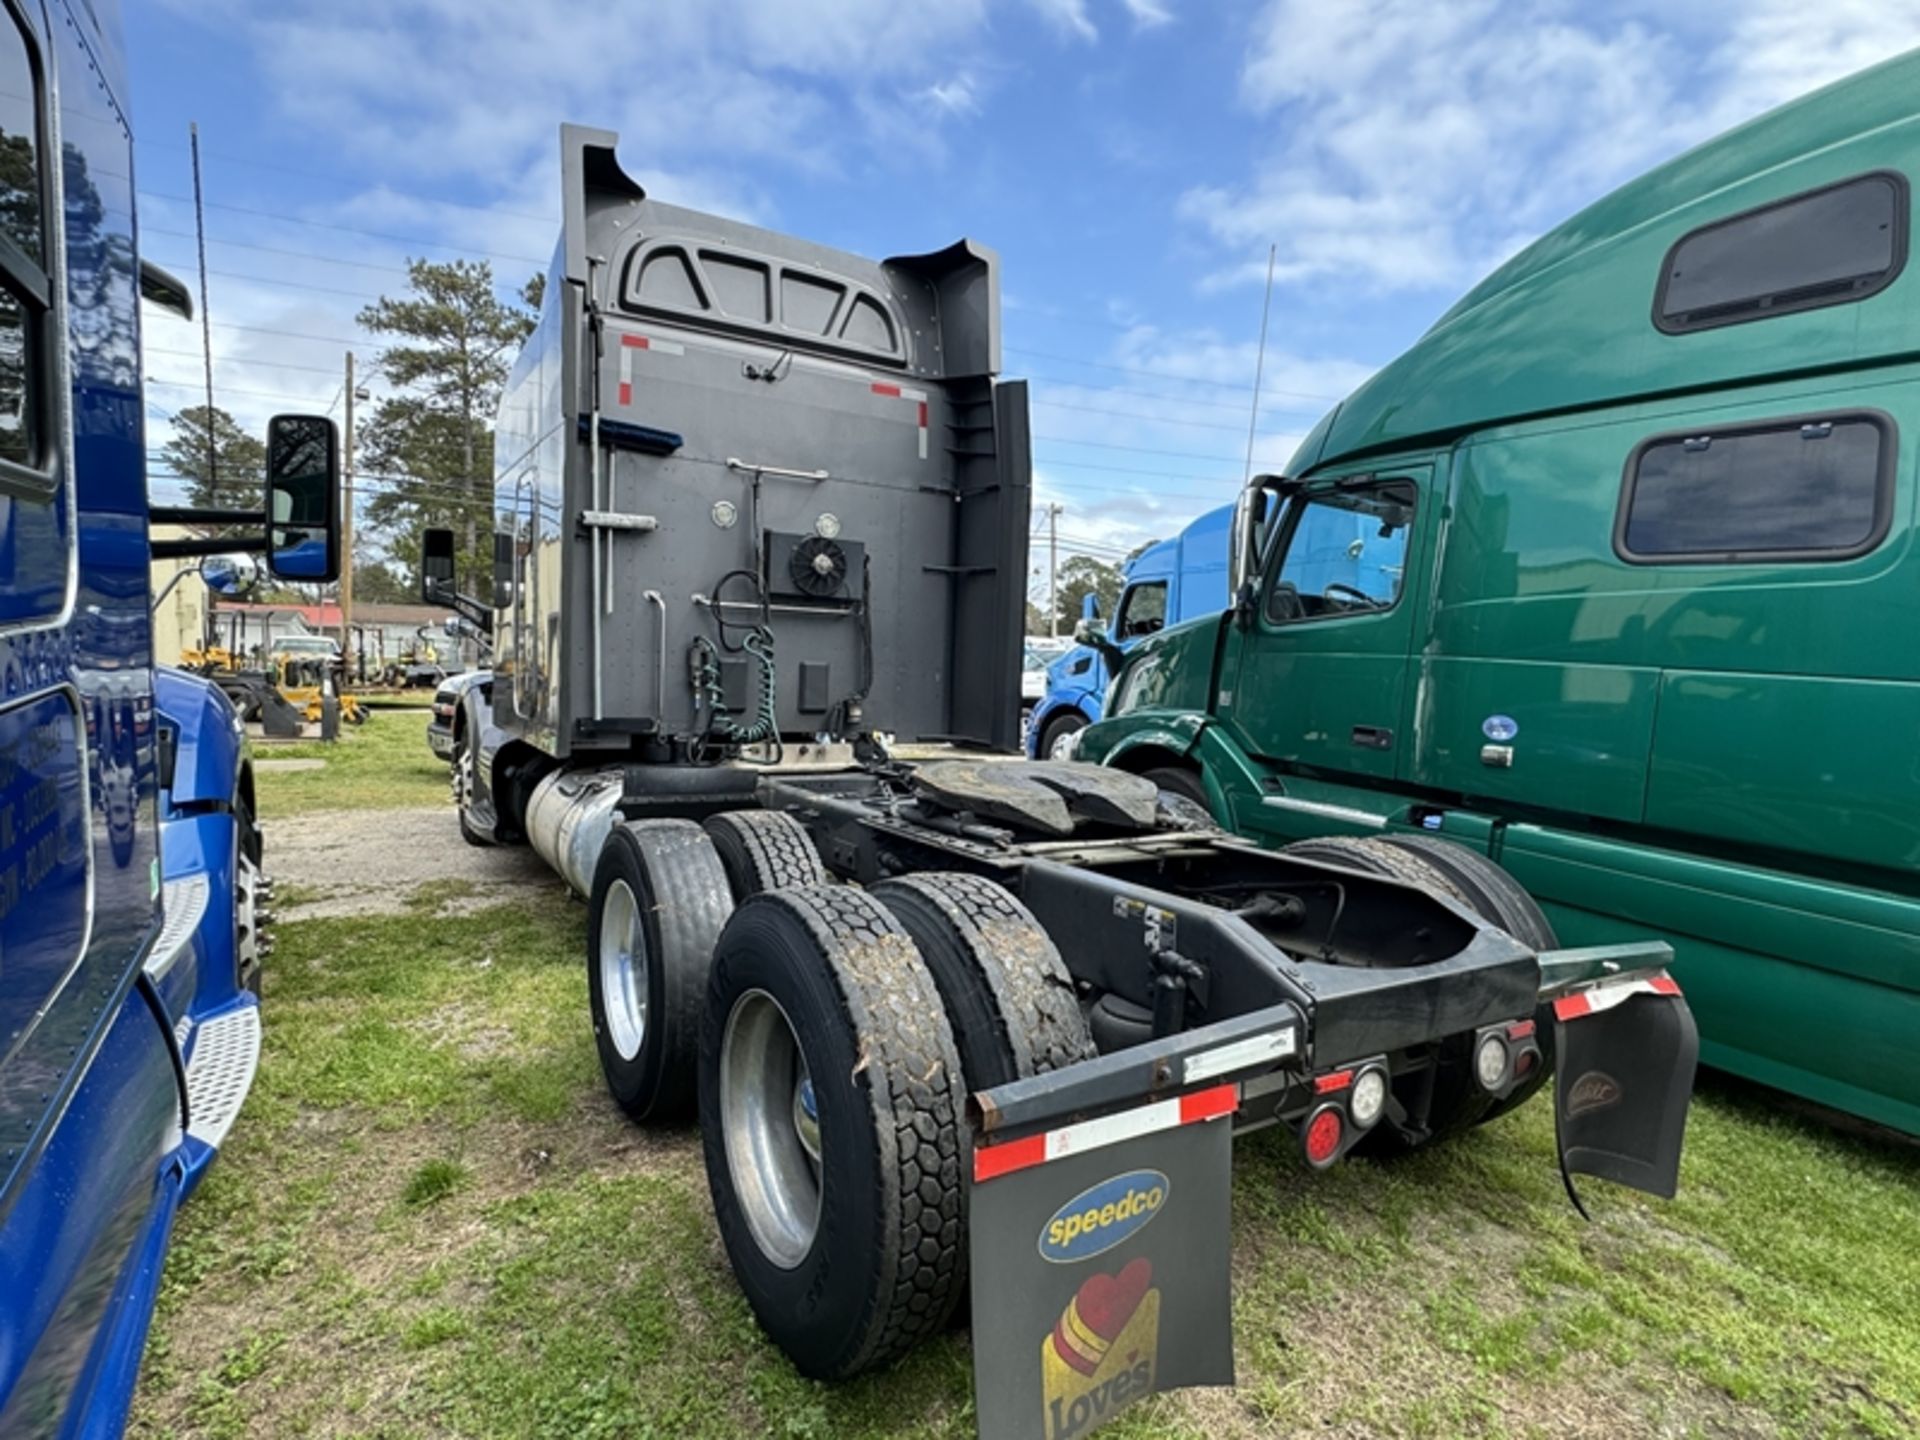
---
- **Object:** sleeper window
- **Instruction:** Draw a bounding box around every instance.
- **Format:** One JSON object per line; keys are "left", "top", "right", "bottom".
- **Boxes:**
{"left": 1618, "top": 414, "right": 1892, "bottom": 562}
{"left": 1656, "top": 173, "right": 1906, "bottom": 333}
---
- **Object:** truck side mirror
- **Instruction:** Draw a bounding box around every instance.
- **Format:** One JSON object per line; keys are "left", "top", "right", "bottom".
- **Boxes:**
{"left": 1081, "top": 592, "right": 1100, "bottom": 622}
{"left": 492, "top": 531, "right": 515, "bottom": 601}
{"left": 264, "top": 415, "right": 341, "bottom": 583}
{"left": 1230, "top": 473, "right": 1289, "bottom": 599}
{"left": 1072, "top": 616, "right": 1124, "bottom": 671}
{"left": 421, "top": 527, "right": 457, "bottom": 605}
{"left": 198, "top": 552, "right": 259, "bottom": 598}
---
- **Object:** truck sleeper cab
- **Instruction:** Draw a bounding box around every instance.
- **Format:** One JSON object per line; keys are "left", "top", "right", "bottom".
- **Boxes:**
{"left": 439, "top": 124, "right": 1033, "bottom": 856}
{"left": 1080, "top": 51, "right": 1920, "bottom": 1137}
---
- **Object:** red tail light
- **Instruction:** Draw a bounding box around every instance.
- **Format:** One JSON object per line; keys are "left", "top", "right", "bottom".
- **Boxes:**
{"left": 1303, "top": 1105, "right": 1344, "bottom": 1168}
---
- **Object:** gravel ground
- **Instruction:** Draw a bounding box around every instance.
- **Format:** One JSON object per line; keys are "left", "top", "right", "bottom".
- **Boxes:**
{"left": 266, "top": 805, "right": 563, "bottom": 919}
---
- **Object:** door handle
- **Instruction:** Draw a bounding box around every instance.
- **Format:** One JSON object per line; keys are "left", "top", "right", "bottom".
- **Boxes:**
{"left": 1351, "top": 725, "right": 1394, "bottom": 751}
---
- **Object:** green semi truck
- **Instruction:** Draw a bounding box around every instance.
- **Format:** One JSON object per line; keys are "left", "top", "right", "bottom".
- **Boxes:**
{"left": 1076, "top": 51, "right": 1920, "bottom": 1137}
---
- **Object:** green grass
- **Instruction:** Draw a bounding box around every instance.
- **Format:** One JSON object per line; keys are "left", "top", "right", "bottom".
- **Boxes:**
{"left": 252, "top": 708, "right": 448, "bottom": 817}
{"left": 132, "top": 747, "right": 1920, "bottom": 1440}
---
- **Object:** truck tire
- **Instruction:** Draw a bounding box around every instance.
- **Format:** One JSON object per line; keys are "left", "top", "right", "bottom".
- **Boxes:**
{"left": 1037, "top": 711, "right": 1086, "bottom": 762}
{"left": 701, "top": 886, "right": 966, "bottom": 1379}
{"left": 1279, "top": 835, "right": 1500, "bottom": 1147}
{"left": 1377, "top": 834, "right": 1559, "bottom": 1123}
{"left": 1140, "top": 765, "right": 1216, "bottom": 828}
{"left": 871, "top": 872, "right": 1095, "bottom": 1091}
{"left": 453, "top": 739, "right": 489, "bottom": 848}
{"left": 703, "top": 809, "right": 828, "bottom": 900}
{"left": 589, "top": 820, "right": 734, "bottom": 1122}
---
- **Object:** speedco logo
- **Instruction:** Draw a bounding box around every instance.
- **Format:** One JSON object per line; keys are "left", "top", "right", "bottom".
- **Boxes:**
{"left": 1039, "top": 1170, "right": 1168, "bottom": 1263}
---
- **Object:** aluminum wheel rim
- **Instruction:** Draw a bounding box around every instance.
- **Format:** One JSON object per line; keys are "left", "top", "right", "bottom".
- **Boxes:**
{"left": 598, "top": 878, "right": 649, "bottom": 1062}
{"left": 1047, "top": 726, "right": 1079, "bottom": 761}
{"left": 720, "top": 988, "right": 822, "bottom": 1269}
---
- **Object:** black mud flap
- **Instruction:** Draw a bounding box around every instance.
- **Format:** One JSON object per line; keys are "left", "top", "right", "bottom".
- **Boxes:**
{"left": 1553, "top": 980, "right": 1699, "bottom": 1208}
{"left": 968, "top": 1087, "right": 1237, "bottom": 1440}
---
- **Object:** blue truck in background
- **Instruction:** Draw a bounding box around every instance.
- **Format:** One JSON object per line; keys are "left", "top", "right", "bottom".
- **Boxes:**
{"left": 0, "top": 3, "right": 341, "bottom": 1430}
{"left": 1027, "top": 505, "right": 1231, "bottom": 760}
{"left": 1028, "top": 496, "right": 1412, "bottom": 760}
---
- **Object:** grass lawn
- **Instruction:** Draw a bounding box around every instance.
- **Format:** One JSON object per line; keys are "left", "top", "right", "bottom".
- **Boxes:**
{"left": 250, "top": 710, "right": 447, "bottom": 818}
{"left": 130, "top": 758, "right": 1920, "bottom": 1440}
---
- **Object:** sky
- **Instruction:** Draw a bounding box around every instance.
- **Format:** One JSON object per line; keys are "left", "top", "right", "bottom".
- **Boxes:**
{"left": 127, "top": 0, "right": 1920, "bottom": 596}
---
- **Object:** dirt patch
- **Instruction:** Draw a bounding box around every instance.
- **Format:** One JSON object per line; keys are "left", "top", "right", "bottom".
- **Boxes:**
{"left": 265, "top": 806, "right": 561, "bottom": 919}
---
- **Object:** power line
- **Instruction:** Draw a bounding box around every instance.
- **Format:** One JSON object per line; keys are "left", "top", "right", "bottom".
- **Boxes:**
{"left": 1008, "top": 345, "right": 1346, "bottom": 405}
{"left": 136, "top": 190, "right": 549, "bottom": 268}
{"left": 133, "top": 142, "right": 558, "bottom": 226}
{"left": 146, "top": 227, "right": 431, "bottom": 278}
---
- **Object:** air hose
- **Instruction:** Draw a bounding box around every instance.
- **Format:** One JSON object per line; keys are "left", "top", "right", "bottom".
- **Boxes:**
{"left": 690, "top": 562, "right": 783, "bottom": 763}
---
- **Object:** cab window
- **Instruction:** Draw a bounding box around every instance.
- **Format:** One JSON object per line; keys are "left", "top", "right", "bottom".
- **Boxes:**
{"left": 1265, "top": 480, "right": 1415, "bottom": 623}
{"left": 1114, "top": 580, "right": 1167, "bottom": 640}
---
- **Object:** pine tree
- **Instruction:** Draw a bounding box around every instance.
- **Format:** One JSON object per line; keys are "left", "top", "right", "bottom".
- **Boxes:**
{"left": 356, "top": 260, "right": 540, "bottom": 591}
{"left": 158, "top": 404, "right": 265, "bottom": 511}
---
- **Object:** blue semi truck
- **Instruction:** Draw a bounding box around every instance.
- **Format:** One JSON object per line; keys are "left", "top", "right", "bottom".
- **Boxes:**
{"left": 1028, "top": 499, "right": 1399, "bottom": 761}
{"left": 0, "top": 4, "right": 341, "bottom": 1429}
{"left": 1026, "top": 505, "right": 1232, "bottom": 760}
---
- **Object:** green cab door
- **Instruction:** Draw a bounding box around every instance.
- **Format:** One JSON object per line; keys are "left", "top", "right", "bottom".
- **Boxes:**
{"left": 1223, "top": 469, "right": 1429, "bottom": 779}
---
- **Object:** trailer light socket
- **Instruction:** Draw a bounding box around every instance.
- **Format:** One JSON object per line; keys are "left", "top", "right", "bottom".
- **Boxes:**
{"left": 1349, "top": 1066, "right": 1388, "bottom": 1129}
{"left": 1474, "top": 1032, "right": 1511, "bottom": 1092}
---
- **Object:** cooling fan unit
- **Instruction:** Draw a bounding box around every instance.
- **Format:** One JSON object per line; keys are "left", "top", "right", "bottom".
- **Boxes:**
{"left": 789, "top": 535, "right": 849, "bottom": 598}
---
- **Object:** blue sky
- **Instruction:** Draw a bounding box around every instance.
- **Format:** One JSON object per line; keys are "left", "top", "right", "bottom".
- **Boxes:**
{"left": 128, "top": 0, "right": 1920, "bottom": 583}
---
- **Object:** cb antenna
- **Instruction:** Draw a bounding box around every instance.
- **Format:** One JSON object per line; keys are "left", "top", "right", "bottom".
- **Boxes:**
{"left": 1241, "top": 242, "right": 1277, "bottom": 483}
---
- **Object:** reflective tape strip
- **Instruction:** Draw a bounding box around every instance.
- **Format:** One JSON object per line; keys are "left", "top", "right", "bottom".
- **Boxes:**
{"left": 616, "top": 331, "right": 685, "bottom": 405}
{"left": 870, "top": 380, "right": 930, "bottom": 459}
{"left": 973, "top": 1082, "right": 1239, "bottom": 1184}
{"left": 1553, "top": 971, "right": 1681, "bottom": 1023}
{"left": 1181, "top": 1026, "right": 1296, "bottom": 1084}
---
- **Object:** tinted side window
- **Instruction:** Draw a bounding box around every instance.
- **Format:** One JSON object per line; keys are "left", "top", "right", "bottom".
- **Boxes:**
{"left": 1115, "top": 581, "right": 1167, "bottom": 639}
{"left": 1266, "top": 482, "right": 1415, "bottom": 623}
{"left": 1618, "top": 414, "right": 1893, "bottom": 563}
{"left": 1656, "top": 173, "right": 1906, "bottom": 333}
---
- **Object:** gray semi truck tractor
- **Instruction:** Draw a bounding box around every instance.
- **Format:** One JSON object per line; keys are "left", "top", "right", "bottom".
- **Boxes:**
{"left": 429, "top": 127, "right": 1701, "bottom": 1440}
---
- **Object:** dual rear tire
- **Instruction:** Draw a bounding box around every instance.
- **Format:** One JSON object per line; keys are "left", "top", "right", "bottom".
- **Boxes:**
{"left": 584, "top": 811, "right": 1093, "bottom": 1379}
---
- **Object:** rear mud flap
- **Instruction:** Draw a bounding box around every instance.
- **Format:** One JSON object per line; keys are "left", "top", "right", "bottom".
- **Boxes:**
{"left": 1553, "top": 980, "right": 1699, "bottom": 1208}
{"left": 968, "top": 1089, "right": 1237, "bottom": 1440}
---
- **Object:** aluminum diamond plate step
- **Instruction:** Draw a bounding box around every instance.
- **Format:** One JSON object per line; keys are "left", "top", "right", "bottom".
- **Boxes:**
{"left": 144, "top": 871, "right": 209, "bottom": 984}
{"left": 184, "top": 1003, "right": 260, "bottom": 1148}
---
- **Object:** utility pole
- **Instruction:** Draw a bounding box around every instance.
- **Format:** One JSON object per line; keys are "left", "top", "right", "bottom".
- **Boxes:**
{"left": 1046, "top": 502, "right": 1063, "bottom": 638}
{"left": 339, "top": 351, "right": 355, "bottom": 663}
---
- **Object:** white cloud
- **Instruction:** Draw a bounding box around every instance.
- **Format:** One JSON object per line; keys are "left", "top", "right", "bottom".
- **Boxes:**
{"left": 1184, "top": 0, "right": 1920, "bottom": 296}
{"left": 1121, "top": 0, "right": 1173, "bottom": 26}
{"left": 921, "top": 77, "right": 982, "bottom": 117}
{"left": 1030, "top": 0, "right": 1099, "bottom": 41}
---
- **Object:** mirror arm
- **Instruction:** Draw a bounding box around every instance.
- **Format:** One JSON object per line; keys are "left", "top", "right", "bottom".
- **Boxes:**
{"left": 151, "top": 504, "right": 262, "bottom": 528}
{"left": 426, "top": 582, "right": 494, "bottom": 636}
{"left": 1233, "top": 579, "right": 1260, "bottom": 630}
{"left": 152, "top": 534, "right": 269, "bottom": 561}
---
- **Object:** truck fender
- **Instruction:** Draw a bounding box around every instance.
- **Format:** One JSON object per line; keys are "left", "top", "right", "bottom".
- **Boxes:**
{"left": 153, "top": 666, "right": 247, "bottom": 815}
